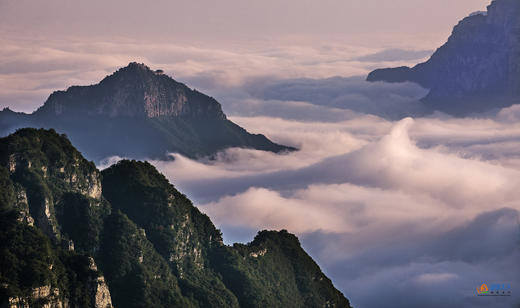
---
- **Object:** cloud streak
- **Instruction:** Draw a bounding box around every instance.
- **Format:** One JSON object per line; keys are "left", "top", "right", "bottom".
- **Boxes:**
{"left": 243, "top": 76, "right": 429, "bottom": 119}
{"left": 355, "top": 48, "right": 433, "bottom": 62}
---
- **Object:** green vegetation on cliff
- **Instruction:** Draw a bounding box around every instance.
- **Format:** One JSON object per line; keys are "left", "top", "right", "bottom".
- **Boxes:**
{"left": 213, "top": 230, "right": 351, "bottom": 308}
{"left": 0, "top": 128, "right": 351, "bottom": 308}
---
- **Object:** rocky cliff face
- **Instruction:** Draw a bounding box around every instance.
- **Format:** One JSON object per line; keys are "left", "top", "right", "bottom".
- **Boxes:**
{"left": 367, "top": 0, "right": 520, "bottom": 115}
{"left": 0, "top": 129, "right": 350, "bottom": 308}
{"left": 6, "top": 276, "right": 112, "bottom": 308}
{"left": 7, "top": 285, "right": 64, "bottom": 308}
{"left": 0, "top": 129, "right": 113, "bottom": 308}
{"left": 37, "top": 63, "right": 226, "bottom": 120}
{"left": 0, "top": 63, "right": 293, "bottom": 161}
{"left": 0, "top": 129, "right": 103, "bottom": 241}
{"left": 88, "top": 257, "right": 113, "bottom": 308}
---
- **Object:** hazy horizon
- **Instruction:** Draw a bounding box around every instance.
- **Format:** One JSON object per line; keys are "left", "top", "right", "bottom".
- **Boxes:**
{"left": 0, "top": 0, "right": 490, "bottom": 113}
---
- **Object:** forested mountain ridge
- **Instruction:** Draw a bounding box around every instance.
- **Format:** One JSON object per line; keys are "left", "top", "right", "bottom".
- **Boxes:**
{"left": 0, "top": 128, "right": 350, "bottom": 308}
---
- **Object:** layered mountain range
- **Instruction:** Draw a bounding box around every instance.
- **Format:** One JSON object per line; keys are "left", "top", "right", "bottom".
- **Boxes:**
{"left": 367, "top": 0, "right": 520, "bottom": 116}
{"left": 0, "top": 63, "right": 293, "bottom": 161}
{"left": 0, "top": 128, "right": 351, "bottom": 308}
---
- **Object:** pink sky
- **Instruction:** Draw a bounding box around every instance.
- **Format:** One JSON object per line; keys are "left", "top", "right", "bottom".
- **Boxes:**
{"left": 1, "top": 0, "right": 490, "bottom": 40}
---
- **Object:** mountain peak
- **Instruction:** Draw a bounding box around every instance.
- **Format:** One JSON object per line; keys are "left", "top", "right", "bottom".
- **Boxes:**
{"left": 109, "top": 62, "right": 163, "bottom": 80}
{"left": 36, "top": 63, "right": 225, "bottom": 120}
{"left": 367, "top": 0, "right": 520, "bottom": 116}
{"left": 126, "top": 61, "right": 149, "bottom": 70}
{"left": 1, "top": 63, "right": 294, "bottom": 160}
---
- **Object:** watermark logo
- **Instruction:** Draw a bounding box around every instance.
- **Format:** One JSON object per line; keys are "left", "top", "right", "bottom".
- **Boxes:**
{"left": 476, "top": 283, "right": 512, "bottom": 297}
{"left": 476, "top": 284, "right": 489, "bottom": 295}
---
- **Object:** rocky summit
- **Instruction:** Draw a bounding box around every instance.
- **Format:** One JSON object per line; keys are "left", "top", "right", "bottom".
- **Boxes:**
{"left": 36, "top": 63, "right": 226, "bottom": 120}
{"left": 0, "top": 63, "right": 294, "bottom": 161}
{"left": 0, "top": 128, "right": 351, "bottom": 308}
{"left": 367, "top": 0, "right": 520, "bottom": 116}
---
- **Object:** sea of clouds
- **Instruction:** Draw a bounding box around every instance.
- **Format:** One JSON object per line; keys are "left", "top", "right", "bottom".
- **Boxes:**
{"left": 155, "top": 94, "right": 520, "bottom": 308}
{"left": 2, "top": 34, "right": 519, "bottom": 308}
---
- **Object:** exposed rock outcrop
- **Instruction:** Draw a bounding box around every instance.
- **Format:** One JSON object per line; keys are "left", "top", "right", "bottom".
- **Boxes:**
{"left": 1, "top": 129, "right": 102, "bottom": 240}
{"left": 7, "top": 285, "right": 65, "bottom": 308}
{"left": 37, "top": 63, "right": 226, "bottom": 120}
{"left": 91, "top": 276, "right": 112, "bottom": 308}
{"left": 5, "top": 268, "right": 112, "bottom": 308}
{"left": 88, "top": 258, "right": 113, "bottom": 308}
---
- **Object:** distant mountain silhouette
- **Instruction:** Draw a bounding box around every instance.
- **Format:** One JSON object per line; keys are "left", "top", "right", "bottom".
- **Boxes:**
{"left": 0, "top": 63, "right": 294, "bottom": 161}
{"left": 367, "top": 0, "right": 520, "bottom": 116}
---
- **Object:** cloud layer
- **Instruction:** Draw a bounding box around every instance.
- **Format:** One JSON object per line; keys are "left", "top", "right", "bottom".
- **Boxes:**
{"left": 92, "top": 74, "right": 520, "bottom": 306}
{"left": 0, "top": 34, "right": 438, "bottom": 113}
{"left": 148, "top": 108, "right": 520, "bottom": 307}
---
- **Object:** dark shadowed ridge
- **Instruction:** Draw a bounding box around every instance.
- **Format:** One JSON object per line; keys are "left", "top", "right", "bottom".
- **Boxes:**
{"left": 0, "top": 63, "right": 295, "bottom": 161}
{"left": 0, "top": 128, "right": 350, "bottom": 307}
{"left": 367, "top": 0, "right": 520, "bottom": 116}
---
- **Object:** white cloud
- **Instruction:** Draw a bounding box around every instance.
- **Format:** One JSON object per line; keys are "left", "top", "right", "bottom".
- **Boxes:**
{"left": 150, "top": 113, "right": 520, "bottom": 307}
{"left": 199, "top": 183, "right": 450, "bottom": 234}
{"left": 339, "top": 118, "right": 520, "bottom": 207}
{"left": 0, "top": 36, "right": 387, "bottom": 112}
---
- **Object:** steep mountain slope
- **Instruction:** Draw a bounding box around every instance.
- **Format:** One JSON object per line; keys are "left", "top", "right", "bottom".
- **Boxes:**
{"left": 0, "top": 63, "right": 293, "bottom": 161}
{"left": 367, "top": 0, "right": 520, "bottom": 115}
{"left": 0, "top": 128, "right": 350, "bottom": 308}
{"left": 0, "top": 128, "right": 112, "bottom": 307}
{"left": 212, "top": 230, "right": 351, "bottom": 307}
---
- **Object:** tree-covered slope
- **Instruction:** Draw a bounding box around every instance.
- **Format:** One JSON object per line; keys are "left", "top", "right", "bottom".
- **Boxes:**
{"left": 0, "top": 128, "right": 350, "bottom": 308}
{"left": 212, "top": 230, "right": 351, "bottom": 308}
{"left": 0, "top": 128, "right": 112, "bottom": 307}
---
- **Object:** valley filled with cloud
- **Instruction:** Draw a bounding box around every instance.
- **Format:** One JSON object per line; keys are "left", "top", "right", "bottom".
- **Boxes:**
{"left": 158, "top": 96, "right": 520, "bottom": 308}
